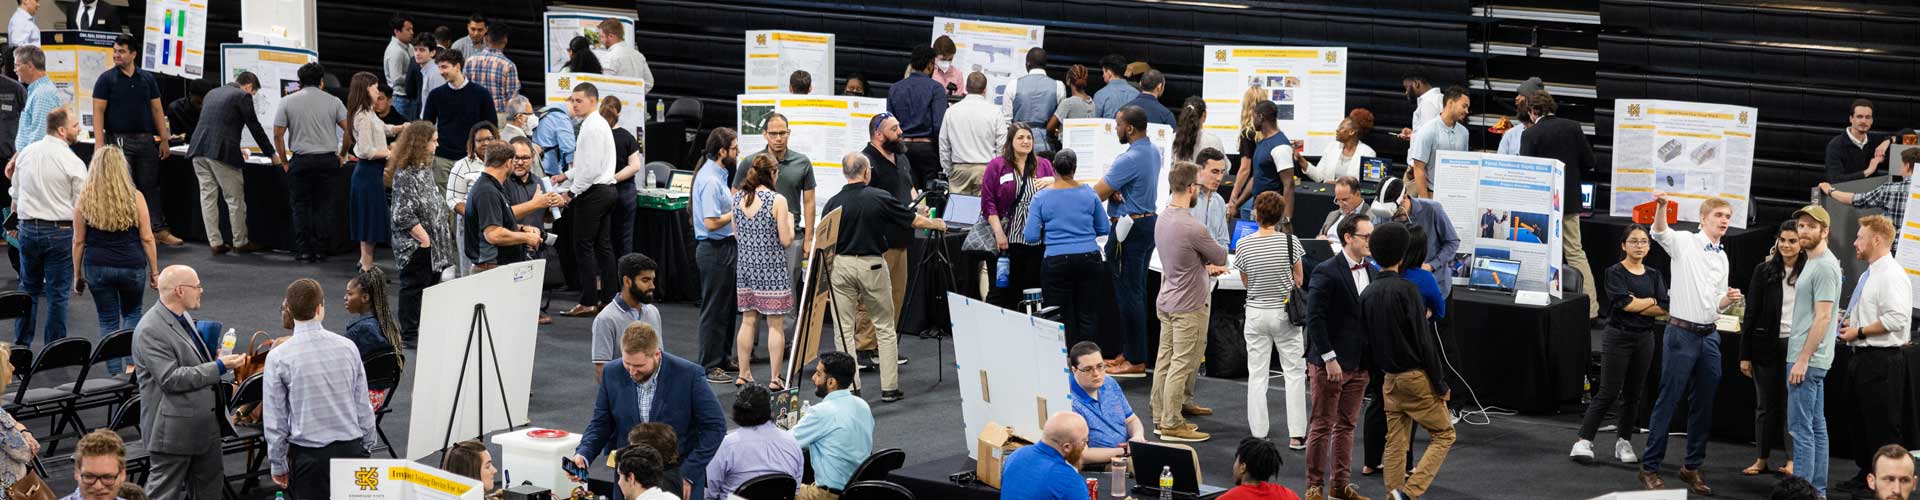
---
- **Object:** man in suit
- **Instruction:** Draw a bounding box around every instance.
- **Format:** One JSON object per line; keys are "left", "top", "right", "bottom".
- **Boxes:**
{"left": 1317, "top": 176, "right": 1365, "bottom": 254}
{"left": 133, "top": 265, "right": 246, "bottom": 500}
{"left": 1302, "top": 213, "right": 1376, "bottom": 500}
{"left": 187, "top": 71, "right": 279, "bottom": 256}
{"left": 66, "top": 0, "right": 120, "bottom": 33}
{"left": 1519, "top": 90, "right": 1599, "bottom": 317}
{"left": 571, "top": 322, "right": 726, "bottom": 500}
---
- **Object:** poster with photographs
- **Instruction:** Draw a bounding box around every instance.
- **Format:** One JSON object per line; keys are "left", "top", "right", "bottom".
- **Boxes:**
{"left": 221, "top": 43, "right": 319, "bottom": 152}
{"left": 542, "top": 9, "right": 635, "bottom": 73}
{"left": 1057, "top": 118, "right": 1175, "bottom": 209}
{"left": 745, "top": 30, "right": 834, "bottom": 95}
{"left": 1433, "top": 150, "right": 1566, "bottom": 298}
{"left": 735, "top": 95, "right": 887, "bottom": 216}
{"left": 1199, "top": 46, "right": 1348, "bottom": 155}
{"left": 545, "top": 73, "right": 647, "bottom": 135}
{"left": 930, "top": 17, "right": 1044, "bottom": 107}
{"left": 1608, "top": 99, "right": 1758, "bottom": 228}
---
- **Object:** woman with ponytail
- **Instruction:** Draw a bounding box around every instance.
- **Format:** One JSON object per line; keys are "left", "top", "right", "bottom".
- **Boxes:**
{"left": 1172, "top": 96, "right": 1224, "bottom": 164}
{"left": 344, "top": 267, "right": 404, "bottom": 361}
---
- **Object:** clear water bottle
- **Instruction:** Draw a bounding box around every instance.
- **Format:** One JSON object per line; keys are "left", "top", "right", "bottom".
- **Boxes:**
{"left": 654, "top": 99, "right": 666, "bottom": 122}
{"left": 219, "top": 328, "right": 237, "bottom": 356}
{"left": 1158, "top": 466, "right": 1173, "bottom": 499}
{"left": 1108, "top": 457, "right": 1127, "bottom": 498}
{"left": 995, "top": 255, "right": 1011, "bottom": 288}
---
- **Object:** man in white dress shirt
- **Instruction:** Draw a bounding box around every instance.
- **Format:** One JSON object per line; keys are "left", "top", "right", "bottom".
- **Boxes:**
{"left": 1836, "top": 214, "right": 1912, "bottom": 498}
{"left": 10, "top": 107, "right": 86, "bottom": 347}
{"left": 1637, "top": 192, "right": 1740, "bottom": 495}
{"left": 8, "top": 0, "right": 40, "bottom": 48}
{"left": 937, "top": 71, "right": 1006, "bottom": 196}
{"left": 597, "top": 19, "right": 655, "bottom": 95}
{"left": 557, "top": 82, "right": 620, "bottom": 317}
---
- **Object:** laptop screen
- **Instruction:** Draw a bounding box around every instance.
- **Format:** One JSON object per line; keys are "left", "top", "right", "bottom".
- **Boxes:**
{"left": 667, "top": 170, "right": 696, "bottom": 193}
{"left": 1470, "top": 257, "right": 1522, "bottom": 292}
{"left": 943, "top": 194, "right": 982, "bottom": 226}
{"left": 1360, "top": 157, "right": 1389, "bottom": 183}
{"left": 1230, "top": 219, "right": 1259, "bottom": 251}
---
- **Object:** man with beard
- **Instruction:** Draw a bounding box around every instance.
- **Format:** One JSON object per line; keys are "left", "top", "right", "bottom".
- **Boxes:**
{"left": 572, "top": 322, "right": 726, "bottom": 500}
{"left": 1000, "top": 412, "right": 1093, "bottom": 500}
{"left": 791, "top": 352, "right": 874, "bottom": 499}
{"left": 692, "top": 128, "right": 743, "bottom": 383}
{"left": 1869, "top": 444, "right": 1917, "bottom": 500}
{"left": 1096, "top": 105, "right": 1164, "bottom": 377}
{"left": 848, "top": 114, "right": 916, "bottom": 369}
{"left": 824, "top": 153, "right": 948, "bottom": 403}
{"left": 593, "top": 254, "right": 663, "bottom": 380}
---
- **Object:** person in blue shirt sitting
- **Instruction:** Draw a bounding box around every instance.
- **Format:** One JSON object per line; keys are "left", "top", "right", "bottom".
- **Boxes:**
{"left": 1000, "top": 412, "right": 1092, "bottom": 500}
{"left": 1067, "top": 341, "right": 1144, "bottom": 464}
{"left": 792, "top": 352, "right": 874, "bottom": 499}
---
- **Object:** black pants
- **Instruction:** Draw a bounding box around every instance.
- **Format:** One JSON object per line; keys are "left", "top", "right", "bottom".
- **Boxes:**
{"left": 695, "top": 238, "right": 738, "bottom": 370}
{"left": 1751, "top": 337, "right": 1789, "bottom": 460}
{"left": 614, "top": 186, "right": 637, "bottom": 258}
{"left": 397, "top": 247, "right": 438, "bottom": 343}
{"left": 288, "top": 154, "right": 337, "bottom": 256}
{"left": 987, "top": 243, "right": 1044, "bottom": 309}
{"left": 1042, "top": 251, "right": 1104, "bottom": 347}
{"left": 904, "top": 140, "right": 940, "bottom": 191}
{"left": 1845, "top": 345, "right": 1908, "bottom": 479}
{"left": 566, "top": 185, "right": 618, "bottom": 306}
{"left": 289, "top": 439, "right": 370, "bottom": 500}
{"left": 112, "top": 133, "right": 166, "bottom": 232}
{"left": 1579, "top": 326, "right": 1657, "bottom": 440}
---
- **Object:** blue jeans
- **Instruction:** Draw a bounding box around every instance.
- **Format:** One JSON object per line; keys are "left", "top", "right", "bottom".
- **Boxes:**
{"left": 393, "top": 95, "right": 418, "bottom": 120}
{"left": 1787, "top": 362, "right": 1829, "bottom": 495}
{"left": 83, "top": 265, "right": 144, "bottom": 374}
{"left": 1641, "top": 326, "right": 1722, "bottom": 471}
{"left": 14, "top": 222, "right": 71, "bottom": 346}
{"left": 1104, "top": 215, "right": 1156, "bottom": 363}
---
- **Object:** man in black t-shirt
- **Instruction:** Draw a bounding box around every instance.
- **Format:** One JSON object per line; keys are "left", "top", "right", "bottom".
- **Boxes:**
{"left": 463, "top": 142, "right": 543, "bottom": 270}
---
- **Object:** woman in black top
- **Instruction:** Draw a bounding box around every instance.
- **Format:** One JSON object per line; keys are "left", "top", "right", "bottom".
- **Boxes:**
{"left": 1570, "top": 224, "right": 1668, "bottom": 464}
{"left": 1738, "top": 220, "right": 1803, "bottom": 476}
{"left": 601, "top": 97, "right": 644, "bottom": 258}
{"left": 563, "top": 36, "right": 603, "bottom": 74}
{"left": 71, "top": 146, "right": 158, "bottom": 375}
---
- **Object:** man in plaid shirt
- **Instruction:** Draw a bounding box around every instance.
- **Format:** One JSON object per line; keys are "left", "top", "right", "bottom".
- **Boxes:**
{"left": 462, "top": 20, "right": 520, "bottom": 123}
{"left": 264, "top": 279, "right": 377, "bottom": 500}
{"left": 1822, "top": 148, "right": 1920, "bottom": 230}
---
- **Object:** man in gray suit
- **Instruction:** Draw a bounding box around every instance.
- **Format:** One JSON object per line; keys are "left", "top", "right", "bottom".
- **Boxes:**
{"left": 187, "top": 71, "right": 279, "bottom": 256}
{"left": 133, "top": 265, "right": 246, "bottom": 500}
{"left": 1317, "top": 176, "right": 1366, "bottom": 253}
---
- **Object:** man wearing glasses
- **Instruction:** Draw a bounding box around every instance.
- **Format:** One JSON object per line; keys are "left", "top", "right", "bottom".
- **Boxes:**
{"left": 68, "top": 429, "right": 129, "bottom": 500}
{"left": 133, "top": 265, "right": 248, "bottom": 500}
{"left": 736, "top": 113, "right": 817, "bottom": 303}
{"left": 1067, "top": 341, "right": 1144, "bottom": 464}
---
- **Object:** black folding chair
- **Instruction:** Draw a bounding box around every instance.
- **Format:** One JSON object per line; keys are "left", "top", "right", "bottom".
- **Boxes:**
{"left": 13, "top": 337, "right": 92, "bottom": 450}
{"left": 841, "top": 481, "right": 914, "bottom": 500}
{"left": 56, "top": 329, "right": 136, "bottom": 421}
{"left": 733, "top": 473, "right": 797, "bottom": 500}
{"left": 222, "top": 374, "right": 268, "bottom": 499}
{"left": 109, "top": 395, "right": 149, "bottom": 484}
{"left": 846, "top": 448, "right": 906, "bottom": 485}
{"left": 364, "top": 350, "right": 404, "bottom": 458}
{"left": 3, "top": 345, "right": 31, "bottom": 414}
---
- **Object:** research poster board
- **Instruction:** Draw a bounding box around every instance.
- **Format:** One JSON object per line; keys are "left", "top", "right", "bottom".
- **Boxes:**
{"left": 542, "top": 9, "right": 635, "bottom": 73}
{"left": 42, "top": 31, "right": 117, "bottom": 143}
{"left": 949, "top": 293, "right": 1069, "bottom": 460}
{"left": 930, "top": 17, "right": 1043, "bottom": 107}
{"left": 545, "top": 73, "right": 647, "bottom": 136}
{"left": 221, "top": 43, "right": 318, "bottom": 153}
{"left": 1433, "top": 150, "right": 1566, "bottom": 297}
{"left": 745, "top": 31, "right": 834, "bottom": 95}
{"left": 735, "top": 94, "right": 887, "bottom": 218}
{"left": 1897, "top": 163, "right": 1920, "bottom": 306}
{"left": 404, "top": 260, "right": 544, "bottom": 461}
{"left": 140, "top": 0, "right": 208, "bottom": 79}
{"left": 1608, "top": 99, "right": 1758, "bottom": 228}
{"left": 330, "top": 460, "right": 485, "bottom": 500}
{"left": 1199, "top": 46, "right": 1348, "bottom": 155}
{"left": 1058, "top": 118, "right": 1175, "bottom": 209}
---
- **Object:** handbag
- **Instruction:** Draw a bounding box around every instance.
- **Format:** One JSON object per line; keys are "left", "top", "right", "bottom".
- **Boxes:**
{"left": 230, "top": 332, "right": 277, "bottom": 425}
{"left": 1284, "top": 235, "right": 1309, "bottom": 327}
{"left": 7, "top": 470, "right": 55, "bottom": 500}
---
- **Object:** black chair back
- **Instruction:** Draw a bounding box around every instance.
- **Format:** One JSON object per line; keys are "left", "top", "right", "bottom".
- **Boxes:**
{"left": 7, "top": 345, "right": 29, "bottom": 384}
{"left": 231, "top": 374, "right": 265, "bottom": 409}
{"left": 732, "top": 473, "right": 797, "bottom": 500}
{"left": 73, "top": 330, "right": 134, "bottom": 394}
{"left": 0, "top": 292, "right": 30, "bottom": 321}
{"left": 847, "top": 448, "right": 906, "bottom": 485}
{"left": 364, "top": 351, "right": 404, "bottom": 391}
{"left": 108, "top": 395, "right": 140, "bottom": 433}
{"left": 17, "top": 338, "right": 94, "bottom": 399}
{"left": 841, "top": 481, "right": 913, "bottom": 500}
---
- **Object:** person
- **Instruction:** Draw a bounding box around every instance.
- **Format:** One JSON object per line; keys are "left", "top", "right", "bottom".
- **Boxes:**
{"left": 1228, "top": 101, "right": 1300, "bottom": 223}
{"left": 1824, "top": 99, "right": 1891, "bottom": 183}
{"left": 692, "top": 128, "right": 742, "bottom": 383}
{"left": 735, "top": 113, "right": 815, "bottom": 296}
{"left": 409, "top": 34, "right": 446, "bottom": 118}
{"left": 343, "top": 268, "right": 401, "bottom": 359}
{"left": 1518, "top": 90, "right": 1599, "bottom": 317}
{"left": 499, "top": 95, "right": 533, "bottom": 142}
{"left": 8, "top": 0, "right": 39, "bottom": 48}
{"left": 981, "top": 122, "right": 1055, "bottom": 308}
{"left": 1045, "top": 64, "right": 1095, "bottom": 144}
{"left": 787, "top": 70, "right": 812, "bottom": 94}
{"left": 841, "top": 73, "right": 867, "bottom": 97}
{"left": 72, "top": 145, "right": 157, "bottom": 374}
{"left": 1836, "top": 215, "right": 1911, "bottom": 498}
{"left": 998, "top": 412, "right": 1091, "bottom": 500}
{"left": 1150, "top": 161, "right": 1229, "bottom": 442}
{"left": 887, "top": 45, "right": 947, "bottom": 190}
{"left": 1637, "top": 193, "right": 1740, "bottom": 494}
{"left": 731, "top": 154, "right": 795, "bottom": 389}
{"left": 1307, "top": 110, "right": 1379, "bottom": 183}
{"left": 1221, "top": 438, "right": 1302, "bottom": 500}
{"left": 449, "top": 14, "right": 487, "bottom": 58}
{"left": 1318, "top": 177, "right": 1365, "bottom": 253}
{"left": 574, "top": 322, "right": 725, "bottom": 500}
{"left": 824, "top": 152, "right": 947, "bottom": 401}
{"left": 440, "top": 440, "right": 496, "bottom": 494}
{"left": 1869, "top": 444, "right": 1916, "bottom": 500}
{"left": 1398, "top": 75, "right": 1441, "bottom": 139}
{"left": 924, "top": 35, "right": 964, "bottom": 95}
{"left": 464, "top": 22, "right": 519, "bottom": 120}
{"left": 163, "top": 83, "right": 205, "bottom": 144}
{"left": 384, "top": 14, "right": 417, "bottom": 118}
{"left": 67, "top": 429, "right": 124, "bottom": 500}
{"left": 1303, "top": 214, "right": 1375, "bottom": 500}
{"left": 1173, "top": 97, "right": 1225, "bottom": 165}
{"left": 188, "top": 71, "right": 277, "bottom": 254}
{"left": 463, "top": 142, "right": 543, "bottom": 272}
{"left": 531, "top": 91, "right": 575, "bottom": 178}
{"left": 615, "top": 445, "right": 680, "bottom": 500}
{"left": 1066, "top": 341, "right": 1143, "bottom": 464}
{"left": 1780, "top": 205, "right": 1841, "bottom": 498}
{"left": 1406, "top": 86, "right": 1469, "bottom": 198}
{"left": 67, "top": 0, "right": 120, "bottom": 32}
{"left": 602, "top": 97, "right": 644, "bottom": 258}
{"left": 598, "top": 19, "right": 654, "bottom": 93}
{"left": 92, "top": 34, "right": 179, "bottom": 246}
{"left": 423, "top": 49, "right": 499, "bottom": 186}
{"left": 1227, "top": 85, "right": 1266, "bottom": 204}
{"left": 0, "top": 349, "right": 39, "bottom": 494}
{"left": 442, "top": 121, "right": 499, "bottom": 275}
{"left": 790, "top": 352, "right": 873, "bottom": 499}
{"left": 1193, "top": 148, "right": 1232, "bottom": 248}
{"left": 1772, "top": 476, "right": 1821, "bottom": 500}
{"left": 387, "top": 121, "right": 456, "bottom": 345}
{"left": 13, "top": 46, "right": 58, "bottom": 152}
{"left": 1092, "top": 54, "right": 1140, "bottom": 121}
{"left": 346, "top": 72, "right": 397, "bottom": 272}
{"left": 135, "top": 265, "right": 246, "bottom": 500}
{"left": 1820, "top": 147, "right": 1918, "bottom": 227}
{"left": 593, "top": 254, "right": 663, "bottom": 379}
{"left": 1095, "top": 105, "right": 1162, "bottom": 377}
{"left": 274, "top": 62, "right": 352, "bottom": 264}
{"left": 704, "top": 384, "right": 803, "bottom": 500}
{"left": 433, "top": 26, "right": 455, "bottom": 51}
{"left": 1025, "top": 149, "right": 1108, "bottom": 345}
{"left": 264, "top": 279, "right": 377, "bottom": 500}
{"left": 1236, "top": 191, "right": 1307, "bottom": 447}
{"left": 1005, "top": 48, "right": 1063, "bottom": 154}
{"left": 13, "top": 107, "right": 87, "bottom": 347}
{"left": 504, "top": 137, "right": 565, "bottom": 233}
{"left": 939, "top": 72, "right": 1007, "bottom": 196}
{"left": 1570, "top": 224, "right": 1666, "bottom": 464}
{"left": 1495, "top": 78, "right": 1542, "bottom": 155}
{"left": 1358, "top": 222, "right": 1455, "bottom": 500}
{"left": 1739, "top": 220, "right": 1803, "bottom": 477}
{"left": 1128, "top": 70, "right": 1176, "bottom": 126}
{"left": 849, "top": 115, "right": 916, "bottom": 369}
{"left": 631, "top": 423, "right": 684, "bottom": 496}
{"left": 557, "top": 83, "right": 620, "bottom": 317}
{"left": 1383, "top": 183, "right": 1460, "bottom": 298}
{"left": 564, "top": 35, "right": 604, "bottom": 74}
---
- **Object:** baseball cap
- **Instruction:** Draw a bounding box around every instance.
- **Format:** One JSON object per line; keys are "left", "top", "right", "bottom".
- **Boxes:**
{"left": 1516, "top": 77, "right": 1544, "bottom": 98}
{"left": 1792, "top": 205, "right": 1831, "bottom": 226}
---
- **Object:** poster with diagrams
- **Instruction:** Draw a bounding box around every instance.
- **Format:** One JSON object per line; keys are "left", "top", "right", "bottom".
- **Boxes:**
{"left": 745, "top": 30, "right": 834, "bottom": 95}
{"left": 42, "top": 30, "right": 117, "bottom": 143}
{"left": 221, "top": 43, "right": 318, "bottom": 152}
{"left": 1199, "top": 46, "right": 1348, "bottom": 155}
{"left": 735, "top": 94, "right": 887, "bottom": 215}
{"left": 1433, "top": 150, "right": 1566, "bottom": 297}
{"left": 931, "top": 17, "right": 1044, "bottom": 107}
{"left": 542, "top": 9, "right": 635, "bottom": 73}
{"left": 1609, "top": 99, "right": 1758, "bottom": 228}
{"left": 140, "top": 0, "right": 207, "bottom": 79}
{"left": 1893, "top": 152, "right": 1920, "bottom": 306}
{"left": 1058, "top": 118, "right": 1175, "bottom": 209}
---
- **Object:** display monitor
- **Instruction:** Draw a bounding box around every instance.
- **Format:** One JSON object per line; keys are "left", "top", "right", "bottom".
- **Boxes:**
{"left": 667, "top": 170, "right": 696, "bottom": 193}
{"left": 1230, "top": 219, "right": 1259, "bottom": 251}
{"left": 1360, "top": 157, "right": 1389, "bottom": 183}
{"left": 1469, "top": 257, "right": 1522, "bottom": 293}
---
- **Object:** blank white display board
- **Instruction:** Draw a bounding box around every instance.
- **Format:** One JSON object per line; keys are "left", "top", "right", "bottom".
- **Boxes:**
{"left": 948, "top": 293, "right": 1070, "bottom": 459}
{"left": 403, "top": 260, "right": 545, "bottom": 460}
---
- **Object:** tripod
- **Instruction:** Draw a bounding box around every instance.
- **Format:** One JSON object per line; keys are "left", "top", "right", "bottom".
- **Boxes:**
{"left": 438, "top": 303, "right": 518, "bottom": 454}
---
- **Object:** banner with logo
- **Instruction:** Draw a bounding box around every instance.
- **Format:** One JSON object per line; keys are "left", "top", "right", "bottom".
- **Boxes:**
{"left": 1058, "top": 118, "right": 1175, "bottom": 209}
{"left": 1199, "top": 46, "right": 1347, "bottom": 155}
{"left": 542, "top": 9, "right": 635, "bottom": 73}
{"left": 745, "top": 30, "right": 833, "bottom": 95}
{"left": 42, "top": 30, "right": 117, "bottom": 143}
{"left": 1433, "top": 150, "right": 1567, "bottom": 297}
{"left": 330, "top": 460, "right": 485, "bottom": 500}
{"left": 1608, "top": 99, "right": 1758, "bottom": 228}
{"left": 545, "top": 73, "right": 647, "bottom": 136}
{"left": 140, "top": 0, "right": 207, "bottom": 78}
{"left": 736, "top": 94, "right": 886, "bottom": 214}
{"left": 930, "top": 17, "right": 1044, "bottom": 107}
{"left": 221, "top": 43, "right": 318, "bottom": 152}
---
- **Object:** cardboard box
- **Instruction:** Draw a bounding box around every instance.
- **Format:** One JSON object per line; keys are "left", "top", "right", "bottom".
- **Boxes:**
{"left": 974, "top": 422, "right": 1033, "bottom": 489}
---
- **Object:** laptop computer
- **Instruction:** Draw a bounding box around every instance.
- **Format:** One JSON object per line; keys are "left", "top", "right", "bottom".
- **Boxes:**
{"left": 667, "top": 170, "right": 696, "bottom": 193}
{"left": 942, "top": 193, "right": 982, "bottom": 231}
{"left": 1469, "top": 257, "right": 1522, "bottom": 293}
{"left": 1360, "top": 157, "right": 1390, "bottom": 184}
{"left": 1130, "top": 441, "right": 1231, "bottom": 499}
{"left": 1229, "top": 219, "right": 1259, "bottom": 252}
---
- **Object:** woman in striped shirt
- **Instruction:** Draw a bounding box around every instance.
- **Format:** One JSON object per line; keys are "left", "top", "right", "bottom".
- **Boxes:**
{"left": 1234, "top": 191, "right": 1307, "bottom": 449}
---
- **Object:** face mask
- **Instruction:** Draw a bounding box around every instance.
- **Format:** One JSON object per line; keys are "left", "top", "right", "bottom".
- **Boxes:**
{"left": 845, "top": 89, "right": 865, "bottom": 97}
{"left": 936, "top": 60, "right": 952, "bottom": 72}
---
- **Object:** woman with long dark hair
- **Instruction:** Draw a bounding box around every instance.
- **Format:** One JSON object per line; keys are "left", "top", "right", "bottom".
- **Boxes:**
{"left": 1569, "top": 224, "right": 1671, "bottom": 464}
{"left": 347, "top": 71, "right": 398, "bottom": 272}
{"left": 1171, "top": 96, "right": 1223, "bottom": 163}
{"left": 563, "top": 35, "right": 603, "bottom": 74}
{"left": 732, "top": 154, "right": 795, "bottom": 389}
{"left": 1739, "top": 220, "right": 1803, "bottom": 475}
{"left": 344, "top": 267, "right": 402, "bottom": 360}
{"left": 981, "top": 122, "right": 1056, "bottom": 309}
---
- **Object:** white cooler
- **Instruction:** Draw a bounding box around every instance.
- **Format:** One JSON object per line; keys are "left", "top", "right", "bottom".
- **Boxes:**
{"left": 491, "top": 428, "right": 584, "bottom": 493}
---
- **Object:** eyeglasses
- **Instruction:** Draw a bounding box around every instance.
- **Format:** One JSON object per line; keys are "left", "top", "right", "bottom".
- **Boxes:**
{"left": 1625, "top": 239, "right": 1650, "bottom": 246}
{"left": 1072, "top": 365, "right": 1102, "bottom": 374}
{"left": 1353, "top": 233, "right": 1372, "bottom": 240}
{"left": 79, "top": 472, "right": 119, "bottom": 484}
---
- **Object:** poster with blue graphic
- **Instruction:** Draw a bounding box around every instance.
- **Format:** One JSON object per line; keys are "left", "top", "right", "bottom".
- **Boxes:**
{"left": 1434, "top": 151, "right": 1566, "bottom": 297}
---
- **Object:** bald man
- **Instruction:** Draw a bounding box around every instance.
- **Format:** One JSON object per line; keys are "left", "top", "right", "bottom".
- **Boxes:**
{"left": 1000, "top": 412, "right": 1092, "bottom": 500}
{"left": 134, "top": 265, "right": 247, "bottom": 500}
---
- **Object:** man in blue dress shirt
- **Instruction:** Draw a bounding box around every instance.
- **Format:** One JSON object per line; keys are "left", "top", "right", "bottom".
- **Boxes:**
{"left": 1095, "top": 105, "right": 1162, "bottom": 377}
{"left": 793, "top": 352, "right": 874, "bottom": 499}
{"left": 1001, "top": 412, "right": 1093, "bottom": 500}
{"left": 692, "top": 129, "right": 742, "bottom": 383}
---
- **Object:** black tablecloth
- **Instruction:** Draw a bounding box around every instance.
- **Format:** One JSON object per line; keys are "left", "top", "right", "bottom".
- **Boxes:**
{"left": 1293, "top": 182, "right": 1336, "bottom": 234}
{"left": 74, "top": 143, "right": 313, "bottom": 252}
{"left": 901, "top": 231, "right": 975, "bottom": 336}
{"left": 1441, "top": 289, "right": 1591, "bottom": 414}
{"left": 889, "top": 454, "right": 1227, "bottom": 500}
{"left": 633, "top": 207, "right": 700, "bottom": 303}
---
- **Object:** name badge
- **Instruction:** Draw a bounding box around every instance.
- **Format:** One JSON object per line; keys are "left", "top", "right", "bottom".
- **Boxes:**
{"left": 999, "top": 173, "right": 1014, "bottom": 184}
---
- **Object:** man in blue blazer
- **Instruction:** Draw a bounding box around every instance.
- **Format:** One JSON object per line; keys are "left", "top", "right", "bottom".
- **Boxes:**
{"left": 571, "top": 322, "right": 726, "bottom": 500}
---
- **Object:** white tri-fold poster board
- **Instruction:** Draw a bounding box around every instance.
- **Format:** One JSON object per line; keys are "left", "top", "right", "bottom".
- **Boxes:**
{"left": 1058, "top": 118, "right": 1175, "bottom": 209}
{"left": 930, "top": 17, "right": 1044, "bottom": 107}
{"left": 545, "top": 73, "right": 648, "bottom": 136}
{"left": 1896, "top": 156, "right": 1920, "bottom": 306}
{"left": 1434, "top": 150, "right": 1567, "bottom": 297}
{"left": 141, "top": 0, "right": 208, "bottom": 79}
{"left": 220, "top": 43, "right": 318, "bottom": 153}
{"left": 735, "top": 94, "right": 887, "bottom": 215}
{"left": 1608, "top": 99, "right": 1758, "bottom": 228}
{"left": 1199, "top": 46, "right": 1348, "bottom": 155}
{"left": 745, "top": 30, "right": 834, "bottom": 95}
{"left": 949, "top": 293, "right": 1070, "bottom": 460}
{"left": 542, "top": 8, "right": 637, "bottom": 73}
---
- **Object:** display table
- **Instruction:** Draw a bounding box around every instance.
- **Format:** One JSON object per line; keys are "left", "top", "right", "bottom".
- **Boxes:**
{"left": 633, "top": 206, "right": 700, "bottom": 303}
{"left": 491, "top": 428, "right": 581, "bottom": 494}
{"left": 1293, "top": 182, "right": 1337, "bottom": 234}
{"left": 888, "top": 454, "right": 1226, "bottom": 500}
{"left": 1440, "top": 289, "right": 1591, "bottom": 414}
{"left": 1143, "top": 253, "right": 1253, "bottom": 377}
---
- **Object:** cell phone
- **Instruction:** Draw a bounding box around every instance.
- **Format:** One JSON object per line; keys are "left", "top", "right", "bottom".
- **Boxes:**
{"left": 561, "top": 457, "right": 588, "bottom": 480}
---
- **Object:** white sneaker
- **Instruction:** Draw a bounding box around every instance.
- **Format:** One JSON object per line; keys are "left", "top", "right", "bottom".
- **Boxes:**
{"left": 1615, "top": 438, "right": 1640, "bottom": 463}
{"left": 1569, "top": 439, "right": 1595, "bottom": 463}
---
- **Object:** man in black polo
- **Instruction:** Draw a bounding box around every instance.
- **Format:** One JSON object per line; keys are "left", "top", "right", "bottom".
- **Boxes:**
{"left": 91, "top": 33, "right": 180, "bottom": 246}
{"left": 463, "top": 142, "right": 543, "bottom": 272}
{"left": 850, "top": 113, "right": 916, "bottom": 368}
{"left": 823, "top": 151, "right": 945, "bottom": 403}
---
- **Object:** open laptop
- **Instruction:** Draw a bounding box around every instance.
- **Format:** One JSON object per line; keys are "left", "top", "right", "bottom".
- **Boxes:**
{"left": 1130, "top": 441, "right": 1230, "bottom": 499}
{"left": 667, "top": 170, "right": 696, "bottom": 193}
{"left": 1469, "top": 257, "right": 1522, "bottom": 293}
{"left": 1229, "top": 219, "right": 1259, "bottom": 252}
{"left": 942, "top": 193, "right": 982, "bottom": 231}
{"left": 1360, "top": 157, "right": 1390, "bottom": 184}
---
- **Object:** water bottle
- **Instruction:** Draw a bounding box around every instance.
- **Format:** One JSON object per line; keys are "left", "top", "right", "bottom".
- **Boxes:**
{"left": 995, "top": 255, "right": 1011, "bottom": 288}
{"left": 1108, "top": 457, "right": 1127, "bottom": 498}
{"left": 274, "top": 492, "right": 286, "bottom": 500}
{"left": 654, "top": 99, "right": 665, "bottom": 121}
{"left": 219, "top": 328, "right": 237, "bottom": 356}
{"left": 1158, "top": 466, "right": 1173, "bottom": 500}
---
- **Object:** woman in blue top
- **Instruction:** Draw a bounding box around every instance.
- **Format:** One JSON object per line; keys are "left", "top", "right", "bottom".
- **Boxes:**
{"left": 1023, "top": 149, "right": 1110, "bottom": 347}
{"left": 1401, "top": 225, "right": 1447, "bottom": 319}
{"left": 72, "top": 146, "right": 158, "bottom": 375}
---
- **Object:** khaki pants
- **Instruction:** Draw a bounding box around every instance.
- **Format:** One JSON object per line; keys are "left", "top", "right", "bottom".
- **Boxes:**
{"left": 191, "top": 157, "right": 249, "bottom": 246}
{"left": 851, "top": 248, "right": 906, "bottom": 352}
{"left": 833, "top": 254, "right": 899, "bottom": 391}
{"left": 431, "top": 156, "right": 454, "bottom": 191}
{"left": 1150, "top": 308, "right": 1208, "bottom": 429}
{"left": 1383, "top": 370, "right": 1457, "bottom": 498}
{"left": 796, "top": 485, "right": 840, "bottom": 500}
{"left": 1562, "top": 214, "right": 1598, "bottom": 317}
{"left": 948, "top": 163, "right": 986, "bottom": 196}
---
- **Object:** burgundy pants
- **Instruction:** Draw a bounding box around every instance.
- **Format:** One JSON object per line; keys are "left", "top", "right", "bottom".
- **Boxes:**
{"left": 1306, "top": 363, "right": 1369, "bottom": 489}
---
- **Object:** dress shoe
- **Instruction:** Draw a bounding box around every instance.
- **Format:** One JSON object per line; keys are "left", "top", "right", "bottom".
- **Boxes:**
{"left": 1303, "top": 486, "right": 1324, "bottom": 500}
{"left": 233, "top": 242, "right": 265, "bottom": 253}
{"left": 154, "top": 230, "right": 184, "bottom": 246}
{"left": 1181, "top": 404, "right": 1213, "bottom": 417}
{"left": 210, "top": 244, "right": 231, "bottom": 255}
{"left": 1106, "top": 362, "right": 1146, "bottom": 378}
{"left": 1637, "top": 470, "right": 1663, "bottom": 490}
{"left": 1676, "top": 468, "right": 1712, "bottom": 496}
{"left": 1155, "top": 423, "right": 1209, "bottom": 442}
{"left": 1331, "top": 483, "right": 1371, "bottom": 500}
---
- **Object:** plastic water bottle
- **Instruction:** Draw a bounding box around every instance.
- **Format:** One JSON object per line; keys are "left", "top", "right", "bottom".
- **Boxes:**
{"left": 1108, "top": 457, "right": 1127, "bottom": 498}
{"left": 995, "top": 255, "right": 1011, "bottom": 288}
{"left": 654, "top": 99, "right": 665, "bottom": 121}
{"left": 274, "top": 492, "right": 286, "bottom": 500}
{"left": 219, "top": 328, "right": 237, "bottom": 356}
{"left": 1158, "top": 466, "right": 1173, "bottom": 499}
